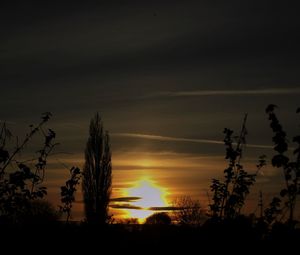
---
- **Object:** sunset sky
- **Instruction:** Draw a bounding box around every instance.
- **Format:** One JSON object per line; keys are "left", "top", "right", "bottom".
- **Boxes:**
{"left": 1, "top": 1, "right": 300, "bottom": 221}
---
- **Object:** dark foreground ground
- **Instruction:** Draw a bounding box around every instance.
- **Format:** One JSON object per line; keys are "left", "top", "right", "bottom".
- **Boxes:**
{"left": 1, "top": 222, "right": 299, "bottom": 253}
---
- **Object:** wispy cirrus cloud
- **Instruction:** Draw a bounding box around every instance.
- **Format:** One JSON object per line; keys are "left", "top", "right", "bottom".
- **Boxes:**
{"left": 157, "top": 88, "right": 300, "bottom": 97}
{"left": 112, "top": 132, "right": 273, "bottom": 150}
{"left": 113, "top": 132, "right": 224, "bottom": 145}
{"left": 0, "top": 120, "right": 16, "bottom": 125}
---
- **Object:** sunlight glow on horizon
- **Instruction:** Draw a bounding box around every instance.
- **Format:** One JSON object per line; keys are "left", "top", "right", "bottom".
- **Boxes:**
{"left": 121, "top": 177, "right": 169, "bottom": 223}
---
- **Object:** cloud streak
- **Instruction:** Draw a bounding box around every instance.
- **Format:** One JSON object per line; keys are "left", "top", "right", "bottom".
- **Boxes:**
{"left": 110, "top": 197, "right": 141, "bottom": 202}
{"left": 112, "top": 132, "right": 274, "bottom": 150}
{"left": 158, "top": 88, "right": 300, "bottom": 97}
{"left": 110, "top": 204, "right": 142, "bottom": 210}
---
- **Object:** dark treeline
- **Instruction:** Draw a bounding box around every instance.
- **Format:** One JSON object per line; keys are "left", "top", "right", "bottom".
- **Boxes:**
{"left": 0, "top": 105, "right": 300, "bottom": 248}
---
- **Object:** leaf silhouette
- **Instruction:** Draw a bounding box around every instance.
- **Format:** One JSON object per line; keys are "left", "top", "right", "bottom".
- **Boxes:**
{"left": 266, "top": 104, "right": 277, "bottom": 113}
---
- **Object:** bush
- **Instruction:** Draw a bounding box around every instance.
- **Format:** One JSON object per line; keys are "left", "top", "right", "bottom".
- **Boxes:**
{"left": 17, "top": 199, "right": 59, "bottom": 224}
{"left": 145, "top": 212, "right": 171, "bottom": 225}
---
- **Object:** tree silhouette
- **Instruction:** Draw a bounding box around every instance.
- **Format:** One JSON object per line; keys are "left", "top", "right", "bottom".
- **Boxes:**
{"left": 145, "top": 212, "right": 171, "bottom": 225}
{"left": 82, "top": 113, "right": 112, "bottom": 224}
{"left": 172, "top": 196, "right": 204, "bottom": 225}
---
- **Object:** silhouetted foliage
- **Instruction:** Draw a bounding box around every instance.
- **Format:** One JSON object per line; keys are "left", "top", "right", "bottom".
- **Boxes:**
{"left": 17, "top": 199, "right": 59, "bottom": 224}
{"left": 145, "top": 212, "right": 171, "bottom": 225}
{"left": 210, "top": 114, "right": 265, "bottom": 221}
{"left": 264, "top": 105, "right": 300, "bottom": 225}
{"left": 59, "top": 167, "right": 81, "bottom": 222}
{"left": 82, "top": 113, "right": 112, "bottom": 224}
{"left": 0, "top": 113, "right": 57, "bottom": 223}
{"left": 264, "top": 197, "right": 282, "bottom": 225}
{"left": 173, "top": 196, "right": 204, "bottom": 225}
{"left": 115, "top": 218, "right": 139, "bottom": 224}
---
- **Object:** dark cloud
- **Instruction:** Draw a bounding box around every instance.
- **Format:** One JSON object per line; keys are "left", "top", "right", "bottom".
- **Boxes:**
{"left": 110, "top": 204, "right": 142, "bottom": 210}
{"left": 148, "top": 206, "right": 178, "bottom": 211}
{"left": 110, "top": 197, "right": 141, "bottom": 202}
{"left": 1, "top": 1, "right": 299, "bottom": 86}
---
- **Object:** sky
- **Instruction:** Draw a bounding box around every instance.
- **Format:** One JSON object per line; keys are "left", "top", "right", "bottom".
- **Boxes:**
{"left": 1, "top": 1, "right": 300, "bottom": 221}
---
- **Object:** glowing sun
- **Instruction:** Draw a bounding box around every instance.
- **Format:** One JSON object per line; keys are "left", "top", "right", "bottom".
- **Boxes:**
{"left": 123, "top": 178, "right": 169, "bottom": 223}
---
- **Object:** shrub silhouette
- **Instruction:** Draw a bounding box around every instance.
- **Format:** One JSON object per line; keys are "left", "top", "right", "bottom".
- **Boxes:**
{"left": 264, "top": 105, "right": 300, "bottom": 226}
{"left": 145, "top": 212, "right": 171, "bottom": 225}
{"left": 18, "top": 199, "right": 59, "bottom": 224}
{"left": 209, "top": 114, "right": 265, "bottom": 221}
{"left": 59, "top": 167, "right": 81, "bottom": 222}
{"left": 0, "top": 113, "right": 57, "bottom": 223}
{"left": 172, "top": 196, "right": 204, "bottom": 225}
{"left": 115, "top": 218, "right": 139, "bottom": 224}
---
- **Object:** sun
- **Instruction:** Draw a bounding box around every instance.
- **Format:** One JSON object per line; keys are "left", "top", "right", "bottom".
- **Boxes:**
{"left": 123, "top": 178, "right": 169, "bottom": 223}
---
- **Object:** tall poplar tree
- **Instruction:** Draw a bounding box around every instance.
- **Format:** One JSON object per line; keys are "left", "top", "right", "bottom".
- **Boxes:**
{"left": 82, "top": 113, "right": 112, "bottom": 224}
